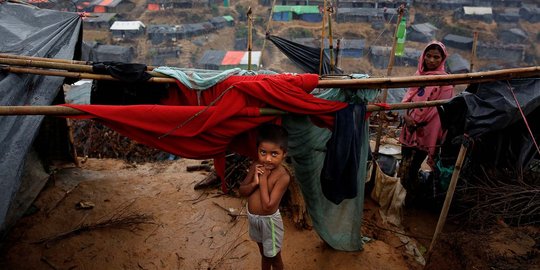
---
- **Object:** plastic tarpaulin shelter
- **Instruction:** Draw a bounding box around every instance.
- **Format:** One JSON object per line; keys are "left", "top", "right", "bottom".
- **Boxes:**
{"left": 439, "top": 79, "right": 540, "bottom": 168}
{"left": 272, "top": 5, "right": 321, "bottom": 22}
{"left": 0, "top": 2, "right": 82, "bottom": 234}
{"left": 266, "top": 35, "right": 342, "bottom": 75}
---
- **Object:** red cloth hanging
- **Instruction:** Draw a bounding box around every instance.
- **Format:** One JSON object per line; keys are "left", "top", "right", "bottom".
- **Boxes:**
{"left": 64, "top": 73, "right": 347, "bottom": 192}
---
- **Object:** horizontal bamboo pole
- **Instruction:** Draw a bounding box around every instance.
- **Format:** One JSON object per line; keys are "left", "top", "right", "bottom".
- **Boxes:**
{"left": 0, "top": 53, "right": 157, "bottom": 70}
{"left": 1, "top": 66, "right": 175, "bottom": 83}
{"left": 2, "top": 63, "right": 539, "bottom": 89}
{"left": 0, "top": 58, "right": 167, "bottom": 77}
{"left": 0, "top": 99, "right": 450, "bottom": 116}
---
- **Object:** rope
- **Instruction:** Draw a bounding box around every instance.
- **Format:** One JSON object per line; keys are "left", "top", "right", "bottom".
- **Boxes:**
{"left": 505, "top": 81, "right": 540, "bottom": 156}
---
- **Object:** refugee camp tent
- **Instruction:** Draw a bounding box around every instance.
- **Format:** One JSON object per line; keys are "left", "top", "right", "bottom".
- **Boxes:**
{"left": 0, "top": 2, "right": 81, "bottom": 237}
{"left": 407, "top": 23, "right": 438, "bottom": 43}
{"left": 369, "top": 46, "right": 420, "bottom": 69}
{"left": 498, "top": 28, "right": 528, "bottom": 44}
{"left": 147, "top": 25, "right": 177, "bottom": 44}
{"left": 494, "top": 8, "right": 520, "bottom": 23}
{"left": 443, "top": 34, "right": 473, "bottom": 51}
{"left": 445, "top": 53, "right": 470, "bottom": 74}
{"left": 491, "top": 0, "right": 521, "bottom": 8}
{"left": 197, "top": 50, "right": 226, "bottom": 69}
{"left": 81, "top": 42, "right": 136, "bottom": 62}
{"left": 146, "top": 0, "right": 194, "bottom": 10}
{"left": 454, "top": 6, "right": 493, "bottom": 23}
{"left": 413, "top": 0, "right": 473, "bottom": 10}
{"left": 272, "top": 5, "right": 322, "bottom": 22}
{"left": 330, "top": 39, "right": 365, "bottom": 58}
{"left": 110, "top": 21, "right": 146, "bottom": 40}
{"left": 90, "top": 0, "right": 135, "bottom": 13}
{"left": 336, "top": 8, "right": 384, "bottom": 23}
{"left": 209, "top": 16, "right": 234, "bottom": 28}
{"left": 82, "top": 12, "right": 118, "bottom": 29}
{"left": 25, "top": 0, "right": 56, "bottom": 9}
{"left": 219, "top": 51, "right": 261, "bottom": 70}
{"left": 477, "top": 42, "right": 525, "bottom": 63}
{"left": 520, "top": 5, "right": 540, "bottom": 23}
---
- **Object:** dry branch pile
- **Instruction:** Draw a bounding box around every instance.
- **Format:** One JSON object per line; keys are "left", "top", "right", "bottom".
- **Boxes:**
{"left": 455, "top": 165, "right": 540, "bottom": 226}
{"left": 72, "top": 120, "right": 171, "bottom": 162}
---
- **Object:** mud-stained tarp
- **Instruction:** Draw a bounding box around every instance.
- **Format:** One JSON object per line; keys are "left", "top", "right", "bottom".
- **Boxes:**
{"left": 0, "top": 2, "right": 82, "bottom": 234}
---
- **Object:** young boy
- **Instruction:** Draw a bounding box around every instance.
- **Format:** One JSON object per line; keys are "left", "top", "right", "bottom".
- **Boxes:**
{"left": 239, "top": 124, "right": 291, "bottom": 270}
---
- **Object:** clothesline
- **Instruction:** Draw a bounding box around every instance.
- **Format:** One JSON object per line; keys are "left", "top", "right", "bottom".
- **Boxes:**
{"left": 0, "top": 54, "right": 539, "bottom": 89}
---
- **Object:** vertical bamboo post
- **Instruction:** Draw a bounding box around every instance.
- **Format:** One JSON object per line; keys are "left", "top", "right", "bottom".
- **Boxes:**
{"left": 259, "top": 0, "right": 277, "bottom": 70}
{"left": 426, "top": 137, "right": 469, "bottom": 262}
{"left": 319, "top": 0, "right": 327, "bottom": 75}
{"left": 247, "top": 7, "right": 253, "bottom": 71}
{"left": 470, "top": 31, "right": 478, "bottom": 72}
{"left": 373, "top": 5, "right": 405, "bottom": 156}
{"left": 66, "top": 119, "right": 80, "bottom": 167}
{"left": 327, "top": 6, "right": 335, "bottom": 74}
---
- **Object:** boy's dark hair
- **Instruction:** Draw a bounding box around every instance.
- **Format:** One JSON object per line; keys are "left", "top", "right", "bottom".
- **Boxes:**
{"left": 256, "top": 124, "right": 288, "bottom": 151}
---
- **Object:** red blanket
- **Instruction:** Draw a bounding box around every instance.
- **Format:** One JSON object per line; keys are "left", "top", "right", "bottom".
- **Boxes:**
{"left": 64, "top": 73, "right": 347, "bottom": 191}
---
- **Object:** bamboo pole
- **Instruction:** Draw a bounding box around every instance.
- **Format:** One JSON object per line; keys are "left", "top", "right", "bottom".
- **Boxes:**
{"left": 373, "top": 5, "right": 405, "bottom": 156}
{"left": 318, "top": 0, "right": 327, "bottom": 75}
{"left": 0, "top": 53, "right": 156, "bottom": 70}
{"left": 1, "top": 64, "right": 539, "bottom": 89}
{"left": 327, "top": 6, "right": 335, "bottom": 74}
{"left": 425, "top": 139, "right": 469, "bottom": 263}
{"left": 259, "top": 0, "right": 277, "bottom": 70}
{"left": 247, "top": 7, "right": 253, "bottom": 71}
{"left": 0, "top": 99, "right": 450, "bottom": 116}
{"left": 470, "top": 31, "right": 478, "bottom": 72}
{"left": 0, "top": 58, "right": 167, "bottom": 77}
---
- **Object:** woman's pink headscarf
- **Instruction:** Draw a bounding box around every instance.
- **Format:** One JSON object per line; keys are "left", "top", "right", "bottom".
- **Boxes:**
{"left": 399, "top": 41, "right": 454, "bottom": 168}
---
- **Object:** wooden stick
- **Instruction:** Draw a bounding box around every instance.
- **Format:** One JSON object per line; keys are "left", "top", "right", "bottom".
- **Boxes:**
{"left": 247, "top": 7, "right": 253, "bottom": 71}
{"left": 0, "top": 99, "right": 450, "bottom": 116}
{"left": 0, "top": 53, "right": 157, "bottom": 70}
{"left": 1, "top": 64, "right": 539, "bottom": 89}
{"left": 258, "top": 0, "right": 277, "bottom": 70}
{"left": 426, "top": 139, "right": 469, "bottom": 262}
{"left": 319, "top": 0, "right": 327, "bottom": 75}
{"left": 470, "top": 31, "right": 478, "bottom": 72}
{"left": 0, "top": 58, "right": 167, "bottom": 77}
{"left": 374, "top": 5, "right": 405, "bottom": 156}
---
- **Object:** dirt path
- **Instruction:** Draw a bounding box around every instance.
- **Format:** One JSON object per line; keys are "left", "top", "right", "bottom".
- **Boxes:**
{"left": 0, "top": 158, "right": 413, "bottom": 270}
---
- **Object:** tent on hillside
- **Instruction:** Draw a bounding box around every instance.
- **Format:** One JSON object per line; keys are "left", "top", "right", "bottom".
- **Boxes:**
{"left": 82, "top": 12, "right": 118, "bottom": 29}
{"left": 90, "top": 0, "right": 135, "bottom": 13}
{"left": 520, "top": 5, "right": 540, "bottom": 23}
{"left": 110, "top": 21, "right": 146, "bottom": 40}
{"left": 369, "top": 46, "right": 421, "bottom": 69}
{"left": 209, "top": 16, "right": 234, "bottom": 28}
{"left": 445, "top": 53, "right": 470, "bottom": 74}
{"left": 498, "top": 28, "right": 528, "bottom": 44}
{"left": 146, "top": 0, "right": 194, "bottom": 10}
{"left": 477, "top": 42, "right": 525, "bottom": 63}
{"left": 443, "top": 34, "right": 473, "bottom": 51}
{"left": 219, "top": 51, "right": 261, "bottom": 70}
{"left": 407, "top": 23, "right": 438, "bottom": 43}
{"left": 494, "top": 8, "right": 520, "bottom": 23}
{"left": 336, "top": 7, "right": 384, "bottom": 23}
{"left": 325, "top": 39, "right": 365, "bottom": 58}
{"left": 197, "top": 50, "right": 226, "bottom": 70}
{"left": 272, "top": 5, "right": 322, "bottom": 22}
{"left": 0, "top": 2, "right": 81, "bottom": 237}
{"left": 81, "top": 42, "right": 136, "bottom": 62}
{"left": 147, "top": 25, "right": 177, "bottom": 44}
{"left": 413, "top": 0, "right": 473, "bottom": 10}
{"left": 454, "top": 6, "right": 493, "bottom": 23}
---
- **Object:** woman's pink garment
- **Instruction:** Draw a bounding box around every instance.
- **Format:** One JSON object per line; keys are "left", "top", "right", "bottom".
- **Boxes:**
{"left": 399, "top": 41, "right": 454, "bottom": 168}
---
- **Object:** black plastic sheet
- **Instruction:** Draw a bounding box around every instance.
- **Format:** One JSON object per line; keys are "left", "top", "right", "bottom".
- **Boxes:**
{"left": 439, "top": 79, "right": 540, "bottom": 168}
{"left": 0, "top": 2, "right": 82, "bottom": 233}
